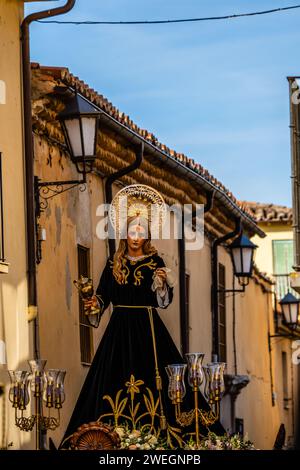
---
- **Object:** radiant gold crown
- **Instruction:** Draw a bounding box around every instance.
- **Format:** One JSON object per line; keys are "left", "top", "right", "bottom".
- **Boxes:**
{"left": 109, "top": 184, "right": 167, "bottom": 238}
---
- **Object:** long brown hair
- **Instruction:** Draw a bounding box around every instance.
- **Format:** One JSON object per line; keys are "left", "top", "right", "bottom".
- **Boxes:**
{"left": 113, "top": 216, "right": 157, "bottom": 284}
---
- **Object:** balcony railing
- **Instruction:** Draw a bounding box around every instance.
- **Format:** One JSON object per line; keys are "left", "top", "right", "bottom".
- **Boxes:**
{"left": 273, "top": 274, "right": 300, "bottom": 300}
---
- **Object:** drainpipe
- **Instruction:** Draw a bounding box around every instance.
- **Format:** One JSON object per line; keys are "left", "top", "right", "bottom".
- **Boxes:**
{"left": 105, "top": 142, "right": 144, "bottom": 258}
{"left": 21, "top": 0, "right": 76, "bottom": 450}
{"left": 179, "top": 190, "right": 216, "bottom": 355}
{"left": 287, "top": 77, "right": 300, "bottom": 271}
{"left": 211, "top": 217, "right": 242, "bottom": 361}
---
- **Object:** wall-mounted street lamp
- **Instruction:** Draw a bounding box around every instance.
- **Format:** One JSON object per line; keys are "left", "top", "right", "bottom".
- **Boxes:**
{"left": 228, "top": 232, "right": 258, "bottom": 289}
{"left": 58, "top": 91, "right": 100, "bottom": 173}
{"left": 217, "top": 231, "right": 258, "bottom": 296}
{"left": 34, "top": 91, "right": 101, "bottom": 263}
{"left": 35, "top": 91, "right": 101, "bottom": 215}
{"left": 270, "top": 292, "right": 300, "bottom": 339}
{"left": 279, "top": 292, "right": 300, "bottom": 330}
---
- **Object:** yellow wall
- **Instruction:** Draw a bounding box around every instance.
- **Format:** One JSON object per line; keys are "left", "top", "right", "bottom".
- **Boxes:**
{"left": 250, "top": 221, "right": 298, "bottom": 447}
{"left": 0, "top": 0, "right": 33, "bottom": 450}
{"left": 252, "top": 223, "right": 293, "bottom": 275}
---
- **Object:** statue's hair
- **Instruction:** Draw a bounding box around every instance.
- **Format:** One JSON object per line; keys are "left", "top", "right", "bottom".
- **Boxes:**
{"left": 113, "top": 216, "right": 157, "bottom": 284}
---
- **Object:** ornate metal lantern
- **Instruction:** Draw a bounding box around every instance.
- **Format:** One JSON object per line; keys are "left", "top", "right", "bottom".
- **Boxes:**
{"left": 166, "top": 354, "right": 226, "bottom": 448}
{"left": 58, "top": 91, "right": 101, "bottom": 171}
{"left": 229, "top": 232, "right": 257, "bottom": 286}
{"left": 279, "top": 292, "right": 300, "bottom": 330}
{"left": 8, "top": 359, "right": 66, "bottom": 450}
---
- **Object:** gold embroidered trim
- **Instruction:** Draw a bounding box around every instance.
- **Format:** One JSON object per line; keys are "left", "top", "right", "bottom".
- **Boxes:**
{"left": 133, "top": 259, "right": 157, "bottom": 286}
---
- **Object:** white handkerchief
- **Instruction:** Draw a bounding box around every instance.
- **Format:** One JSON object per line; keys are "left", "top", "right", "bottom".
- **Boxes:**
{"left": 151, "top": 267, "right": 177, "bottom": 292}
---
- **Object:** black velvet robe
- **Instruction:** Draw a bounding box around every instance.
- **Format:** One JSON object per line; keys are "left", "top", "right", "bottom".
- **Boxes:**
{"left": 60, "top": 252, "right": 224, "bottom": 447}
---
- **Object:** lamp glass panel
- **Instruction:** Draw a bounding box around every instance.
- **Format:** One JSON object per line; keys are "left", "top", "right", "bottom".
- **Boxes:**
{"left": 281, "top": 302, "right": 297, "bottom": 325}
{"left": 282, "top": 303, "right": 290, "bottom": 324}
{"left": 82, "top": 117, "right": 97, "bottom": 157}
{"left": 232, "top": 247, "right": 242, "bottom": 273}
{"left": 290, "top": 302, "right": 299, "bottom": 325}
{"left": 64, "top": 118, "right": 82, "bottom": 157}
{"left": 241, "top": 247, "right": 253, "bottom": 274}
{"left": 232, "top": 247, "right": 253, "bottom": 275}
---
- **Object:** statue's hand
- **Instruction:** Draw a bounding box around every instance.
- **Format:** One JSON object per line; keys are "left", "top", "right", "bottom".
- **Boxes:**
{"left": 83, "top": 296, "right": 98, "bottom": 310}
{"left": 155, "top": 268, "right": 167, "bottom": 282}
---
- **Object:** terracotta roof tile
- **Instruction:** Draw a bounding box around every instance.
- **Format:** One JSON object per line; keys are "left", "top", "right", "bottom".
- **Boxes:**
{"left": 241, "top": 201, "right": 293, "bottom": 224}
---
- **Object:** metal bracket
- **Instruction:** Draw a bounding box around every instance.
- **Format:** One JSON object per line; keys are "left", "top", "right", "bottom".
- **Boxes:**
{"left": 34, "top": 174, "right": 87, "bottom": 218}
{"left": 218, "top": 285, "right": 246, "bottom": 295}
{"left": 34, "top": 174, "right": 87, "bottom": 263}
{"left": 269, "top": 333, "right": 297, "bottom": 340}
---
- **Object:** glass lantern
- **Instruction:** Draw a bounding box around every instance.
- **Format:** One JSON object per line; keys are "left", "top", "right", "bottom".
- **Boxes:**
{"left": 28, "top": 359, "right": 47, "bottom": 397}
{"left": 185, "top": 353, "right": 205, "bottom": 389}
{"left": 8, "top": 370, "right": 30, "bottom": 410}
{"left": 165, "top": 364, "right": 187, "bottom": 403}
{"left": 55, "top": 370, "right": 66, "bottom": 409}
{"left": 203, "top": 362, "right": 226, "bottom": 404}
{"left": 43, "top": 369, "right": 60, "bottom": 409}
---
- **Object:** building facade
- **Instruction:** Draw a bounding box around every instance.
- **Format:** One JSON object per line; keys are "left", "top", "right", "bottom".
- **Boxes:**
{"left": 245, "top": 201, "right": 300, "bottom": 448}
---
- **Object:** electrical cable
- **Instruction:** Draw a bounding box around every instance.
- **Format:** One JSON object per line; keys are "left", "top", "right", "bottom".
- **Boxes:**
{"left": 36, "top": 4, "right": 300, "bottom": 26}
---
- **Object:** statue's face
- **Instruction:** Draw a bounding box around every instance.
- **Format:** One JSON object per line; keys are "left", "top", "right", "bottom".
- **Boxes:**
{"left": 127, "top": 223, "right": 147, "bottom": 251}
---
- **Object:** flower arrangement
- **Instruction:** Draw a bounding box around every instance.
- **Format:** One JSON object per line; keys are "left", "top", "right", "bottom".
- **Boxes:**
{"left": 114, "top": 424, "right": 255, "bottom": 451}
{"left": 114, "top": 424, "right": 165, "bottom": 450}
{"left": 184, "top": 432, "right": 255, "bottom": 450}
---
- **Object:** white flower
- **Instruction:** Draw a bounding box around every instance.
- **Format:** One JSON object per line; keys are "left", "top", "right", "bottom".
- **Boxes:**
{"left": 129, "top": 430, "right": 141, "bottom": 439}
{"left": 148, "top": 435, "right": 157, "bottom": 445}
{"left": 115, "top": 427, "right": 125, "bottom": 438}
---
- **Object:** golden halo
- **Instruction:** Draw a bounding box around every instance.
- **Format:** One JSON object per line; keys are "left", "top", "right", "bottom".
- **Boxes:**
{"left": 109, "top": 184, "right": 167, "bottom": 238}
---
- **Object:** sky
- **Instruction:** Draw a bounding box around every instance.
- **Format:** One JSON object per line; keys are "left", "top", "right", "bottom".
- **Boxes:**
{"left": 25, "top": 0, "right": 300, "bottom": 207}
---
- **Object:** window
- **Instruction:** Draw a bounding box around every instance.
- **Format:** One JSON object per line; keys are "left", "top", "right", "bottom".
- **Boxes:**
{"left": 272, "top": 240, "right": 293, "bottom": 275}
{"left": 218, "top": 263, "right": 226, "bottom": 363}
{"left": 77, "top": 245, "right": 93, "bottom": 365}
{"left": 272, "top": 240, "right": 295, "bottom": 299}
{"left": 282, "top": 351, "right": 290, "bottom": 409}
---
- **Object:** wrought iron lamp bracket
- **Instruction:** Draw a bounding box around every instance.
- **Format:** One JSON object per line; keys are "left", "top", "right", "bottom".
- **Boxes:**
{"left": 34, "top": 174, "right": 87, "bottom": 217}
{"left": 269, "top": 333, "right": 297, "bottom": 340}
{"left": 217, "top": 285, "right": 246, "bottom": 295}
{"left": 34, "top": 174, "right": 87, "bottom": 264}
